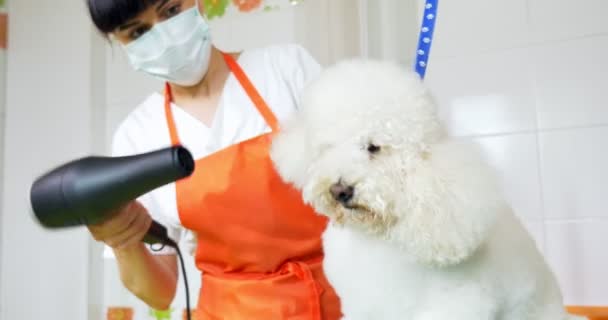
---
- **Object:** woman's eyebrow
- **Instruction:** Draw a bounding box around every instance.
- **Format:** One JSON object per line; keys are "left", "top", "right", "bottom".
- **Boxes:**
{"left": 117, "top": 20, "right": 141, "bottom": 31}
{"left": 155, "top": 0, "right": 171, "bottom": 13}
{"left": 117, "top": 0, "right": 171, "bottom": 31}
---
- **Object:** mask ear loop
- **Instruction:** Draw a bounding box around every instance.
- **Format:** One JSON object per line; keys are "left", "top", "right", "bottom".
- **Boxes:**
{"left": 105, "top": 33, "right": 120, "bottom": 49}
{"left": 106, "top": 33, "right": 133, "bottom": 57}
{"left": 195, "top": 0, "right": 205, "bottom": 18}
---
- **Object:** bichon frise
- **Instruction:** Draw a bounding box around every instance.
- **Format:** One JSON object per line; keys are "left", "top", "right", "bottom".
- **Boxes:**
{"left": 271, "top": 59, "right": 582, "bottom": 320}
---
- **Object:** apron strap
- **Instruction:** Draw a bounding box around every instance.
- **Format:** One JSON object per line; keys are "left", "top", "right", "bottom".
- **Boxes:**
{"left": 164, "top": 83, "right": 181, "bottom": 146}
{"left": 222, "top": 53, "right": 280, "bottom": 132}
{"left": 280, "top": 261, "right": 323, "bottom": 320}
{"left": 164, "top": 53, "right": 280, "bottom": 146}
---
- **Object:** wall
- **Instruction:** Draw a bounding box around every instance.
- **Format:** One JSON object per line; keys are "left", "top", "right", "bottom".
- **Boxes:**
{"left": 0, "top": 0, "right": 104, "bottom": 319}
{"left": 422, "top": 0, "right": 608, "bottom": 305}
{"left": 359, "top": 0, "right": 419, "bottom": 65}
{"left": 0, "top": 1, "right": 7, "bottom": 315}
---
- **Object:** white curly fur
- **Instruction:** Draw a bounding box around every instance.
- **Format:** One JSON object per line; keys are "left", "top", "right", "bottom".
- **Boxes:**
{"left": 271, "top": 59, "right": 583, "bottom": 320}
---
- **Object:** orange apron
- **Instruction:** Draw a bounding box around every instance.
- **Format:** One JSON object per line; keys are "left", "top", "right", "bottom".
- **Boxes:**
{"left": 164, "top": 53, "right": 342, "bottom": 320}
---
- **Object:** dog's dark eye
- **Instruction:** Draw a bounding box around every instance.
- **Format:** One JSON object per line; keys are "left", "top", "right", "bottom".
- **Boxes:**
{"left": 367, "top": 143, "right": 381, "bottom": 154}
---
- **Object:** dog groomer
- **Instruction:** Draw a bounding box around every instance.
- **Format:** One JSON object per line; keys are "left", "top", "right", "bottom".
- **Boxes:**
{"left": 85, "top": 0, "right": 341, "bottom": 318}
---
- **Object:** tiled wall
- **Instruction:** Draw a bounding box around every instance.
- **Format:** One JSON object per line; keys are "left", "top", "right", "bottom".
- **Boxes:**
{"left": 1, "top": 0, "right": 95, "bottom": 318}
{"left": 424, "top": 0, "right": 608, "bottom": 305}
{"left": 0, "top": 2, "right": 7, "bottom": 314}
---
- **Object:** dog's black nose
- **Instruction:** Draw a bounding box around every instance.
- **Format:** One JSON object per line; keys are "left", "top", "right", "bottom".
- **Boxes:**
{"left": 330, "top": 183, "right": 354, "bottom": 204}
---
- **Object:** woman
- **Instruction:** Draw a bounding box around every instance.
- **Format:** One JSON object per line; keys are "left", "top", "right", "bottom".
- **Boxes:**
{"left": 85, "top": 0, "right": 342, "bottom": 319}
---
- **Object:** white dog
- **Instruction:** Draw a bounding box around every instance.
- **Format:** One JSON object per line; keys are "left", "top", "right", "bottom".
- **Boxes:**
{"left": 271, "top": 59, "right": 582, "bottom": 320}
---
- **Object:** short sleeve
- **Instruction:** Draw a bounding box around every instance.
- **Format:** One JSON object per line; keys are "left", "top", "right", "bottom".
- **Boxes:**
{"left": 280, "top": 44, "right": 322, "bottom": 108}
{"left": 102, "top": 125, "right": 191, "bottom": 258}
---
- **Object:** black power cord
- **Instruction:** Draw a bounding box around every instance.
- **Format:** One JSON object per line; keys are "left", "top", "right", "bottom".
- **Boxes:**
{"left": 151, "top": 240, "right": 191, "bottom": 320}
{"left": 174, "top": 245, "right": 191, "bottom": 320}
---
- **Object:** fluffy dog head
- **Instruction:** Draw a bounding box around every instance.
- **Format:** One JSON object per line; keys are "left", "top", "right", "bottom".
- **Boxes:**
{"left": 271, "top": 59, "right": 504, "bottom": 267}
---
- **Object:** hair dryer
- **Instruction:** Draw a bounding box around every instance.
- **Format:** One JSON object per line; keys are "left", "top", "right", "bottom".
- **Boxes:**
{"left": 29, "top": 146, "right": 195, "bottom": 246}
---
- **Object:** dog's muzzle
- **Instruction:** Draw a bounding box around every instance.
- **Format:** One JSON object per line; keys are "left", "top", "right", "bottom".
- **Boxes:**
{"left": 329, "top": 181, "right": 354, "bottom": 205}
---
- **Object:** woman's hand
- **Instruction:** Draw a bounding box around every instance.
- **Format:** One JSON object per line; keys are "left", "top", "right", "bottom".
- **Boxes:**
{"left": 88, "top": 200, "right": 178, "bottom": 310}
{"left": 88, "top": 200, "right": 153, "bottom": 250}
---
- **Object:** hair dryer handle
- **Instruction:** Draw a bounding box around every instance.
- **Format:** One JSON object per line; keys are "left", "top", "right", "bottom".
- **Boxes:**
{"left": 143, "top": 220, "right": 177, "bottom": 247}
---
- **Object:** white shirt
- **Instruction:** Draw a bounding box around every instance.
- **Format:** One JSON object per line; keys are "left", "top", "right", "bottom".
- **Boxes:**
{"left": 104, "top": 44, "right": 322, "bottom": 257}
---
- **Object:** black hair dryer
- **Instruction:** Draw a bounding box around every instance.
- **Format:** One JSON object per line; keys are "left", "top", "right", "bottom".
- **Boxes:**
{"left": 29, "top": 146, "right": 195, "bottom": 246}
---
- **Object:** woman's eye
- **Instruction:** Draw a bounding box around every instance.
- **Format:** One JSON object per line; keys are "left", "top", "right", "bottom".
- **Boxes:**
{"left": 129, "top": 26, "right": 149, "bottom": 40}
{"left": 164, "top": 4, "right": 182, "bottom": 18}
{"left": 367, "top": 143, "right": 381, "bottom": 154}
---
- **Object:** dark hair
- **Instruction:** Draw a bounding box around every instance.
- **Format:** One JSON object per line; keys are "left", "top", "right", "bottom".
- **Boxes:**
{"left": 87, "top": 0, "right": 161, "bottom": 34}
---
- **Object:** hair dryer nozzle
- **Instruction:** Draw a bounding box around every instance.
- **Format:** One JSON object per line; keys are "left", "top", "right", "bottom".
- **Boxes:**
{"left": 175, "top": 146, "right": 195, "bottom": 175}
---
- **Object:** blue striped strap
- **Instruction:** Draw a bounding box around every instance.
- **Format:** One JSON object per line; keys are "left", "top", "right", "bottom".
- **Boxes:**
{"left": 414, "top": 0, "right": 438, "bottom": 79}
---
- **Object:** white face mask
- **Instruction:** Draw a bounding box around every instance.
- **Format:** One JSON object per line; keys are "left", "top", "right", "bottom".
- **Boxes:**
{"left": 122, "top": 4, "right": 212, "bottom": 86}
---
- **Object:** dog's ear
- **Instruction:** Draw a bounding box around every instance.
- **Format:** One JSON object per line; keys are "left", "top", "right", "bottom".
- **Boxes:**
{"left": 270, "top": 115, "right": 311, "bottom": 190}
{"left": 392, "top": 140, "right": 506, "bottom": 267}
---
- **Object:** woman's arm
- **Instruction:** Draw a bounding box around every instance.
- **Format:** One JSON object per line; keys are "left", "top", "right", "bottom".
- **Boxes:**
{"left": 104, "top": 125, "right": 181, "bottom": 309}
{"left": 113, "top": 244, "right": 178, "bottom": 310}
{"left": 89, "top": 201, "right": 178, "bottom": 310}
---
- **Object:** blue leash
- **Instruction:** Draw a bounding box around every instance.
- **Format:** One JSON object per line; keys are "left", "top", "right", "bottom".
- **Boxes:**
{"left": 414, "top": 0, "right": 438, "bottom": 79}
